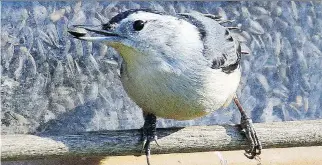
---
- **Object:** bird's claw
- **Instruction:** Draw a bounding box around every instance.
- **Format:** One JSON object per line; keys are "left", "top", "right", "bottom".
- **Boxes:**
{"left": 141, "top": 135, "right": 159, "bottom": 152}
{"left": 141, "top": 134, "right": 158, "bottom": 165}
{"left": 240, "top": 116, "right": 262, "bottom": 159}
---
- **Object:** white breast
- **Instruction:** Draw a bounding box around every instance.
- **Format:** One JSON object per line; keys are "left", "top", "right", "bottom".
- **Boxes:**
{"left": 121, "top": 55, "right": 208, "bottom": 120}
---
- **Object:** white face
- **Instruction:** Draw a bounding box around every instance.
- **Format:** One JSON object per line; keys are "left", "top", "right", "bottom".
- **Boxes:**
{"left": 112, "top": 11, "right": 204, "bottom": 58}
{"left": 116, "top": 12, "right": 179, "bottom": 45}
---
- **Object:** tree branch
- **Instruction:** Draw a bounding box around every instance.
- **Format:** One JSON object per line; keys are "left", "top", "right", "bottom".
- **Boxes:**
{"left": 2, "top": 120, "right": 322, "bottom": 161}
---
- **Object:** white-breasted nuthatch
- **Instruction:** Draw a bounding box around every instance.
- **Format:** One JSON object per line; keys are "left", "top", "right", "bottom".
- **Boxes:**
{"left": 69, "top": 9, "right": 261, "bottom": 164}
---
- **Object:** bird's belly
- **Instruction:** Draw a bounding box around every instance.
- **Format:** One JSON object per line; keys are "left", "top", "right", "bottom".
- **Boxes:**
{"left": 123, "top": 87, "right": 208, "bottom": 120}
{"left": 137, "top": 94, "right": 208, "bottom": 120}
{"left": 121, "top": 77, "right": 208, "bottom": 120}
{"left": 121, "top": 67, "right": 241, "bottom": 120}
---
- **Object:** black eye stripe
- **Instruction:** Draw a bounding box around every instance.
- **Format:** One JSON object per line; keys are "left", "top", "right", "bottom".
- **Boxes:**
{"left": 133, "top": 20, "right": 145, "bottom": 31}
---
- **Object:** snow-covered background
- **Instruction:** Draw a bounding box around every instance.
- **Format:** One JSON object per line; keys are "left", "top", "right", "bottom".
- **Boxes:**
{"left": 1, "top": 1, "right": 322, "bottom": 135}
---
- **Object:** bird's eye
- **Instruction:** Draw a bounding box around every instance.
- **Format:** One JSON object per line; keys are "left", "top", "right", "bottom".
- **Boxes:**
{"left": 133, "top": 20, "right": 145, "bottom": 31}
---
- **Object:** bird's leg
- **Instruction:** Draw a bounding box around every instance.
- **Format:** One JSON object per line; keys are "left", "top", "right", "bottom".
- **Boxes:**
{"left": 233, "top": 95, "right": 262, "bottom": 159}
{"left": 141, "top": 113, "right": 159, "bottom": 165}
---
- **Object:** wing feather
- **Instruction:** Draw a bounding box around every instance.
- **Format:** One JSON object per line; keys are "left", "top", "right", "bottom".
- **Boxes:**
{"left": 178, "top": 12, "right": 241, "bottom": 74}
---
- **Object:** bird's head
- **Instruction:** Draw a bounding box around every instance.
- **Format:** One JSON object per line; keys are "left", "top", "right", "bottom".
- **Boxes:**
{"left": 68, "top": 9, "right": 204, "bottom": 66}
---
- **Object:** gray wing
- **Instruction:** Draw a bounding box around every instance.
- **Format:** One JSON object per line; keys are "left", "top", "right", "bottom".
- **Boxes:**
{"left": 178, "top": 12, "right": 241, "bottom": 73}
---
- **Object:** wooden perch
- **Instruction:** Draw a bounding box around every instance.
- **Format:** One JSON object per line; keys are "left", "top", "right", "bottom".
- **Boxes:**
{"left": 2, "top": 120, "right": 322, "bottom": 161}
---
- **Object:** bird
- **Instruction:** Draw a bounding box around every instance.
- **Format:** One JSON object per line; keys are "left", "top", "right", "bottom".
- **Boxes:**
{"left": 68, "top": 9, "right": 262, "bottom": 164}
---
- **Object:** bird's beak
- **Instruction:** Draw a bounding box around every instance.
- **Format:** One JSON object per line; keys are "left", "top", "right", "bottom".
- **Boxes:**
{"left": 68, "top": 25, "right": 121, "bottom": 42}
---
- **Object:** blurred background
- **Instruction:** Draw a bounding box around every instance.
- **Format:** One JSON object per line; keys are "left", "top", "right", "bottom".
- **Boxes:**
{"left": 1, "top": 1, "right": 322, "bottom": 135}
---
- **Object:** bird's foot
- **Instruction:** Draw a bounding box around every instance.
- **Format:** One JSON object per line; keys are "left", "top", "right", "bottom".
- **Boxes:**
{"left": 240, "top": 115, "right": 262, "bottom": 159}
{"left": 141, "top": 134, "right": 159, "bottom": 165}
{"left": 141, "top": 113, "right": 158, "bottom": 165}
